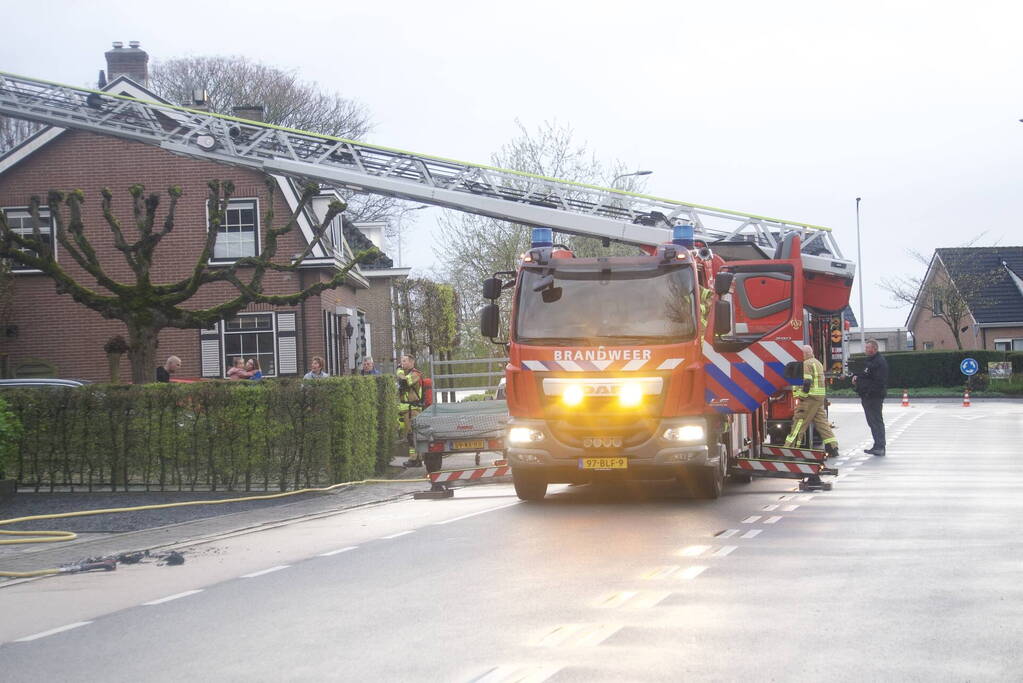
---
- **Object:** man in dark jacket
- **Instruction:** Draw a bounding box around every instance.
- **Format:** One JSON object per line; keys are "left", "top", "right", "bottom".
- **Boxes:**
{"left": 853, "top": 339, "right": 888, "bottom": 456}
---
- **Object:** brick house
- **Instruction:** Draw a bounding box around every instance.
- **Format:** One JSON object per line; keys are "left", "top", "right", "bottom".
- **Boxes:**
{"left": 907, "top": 247, "right": 1023, "bottom": 351}
{"left": 0, "top": 42, "right": 409, "bottom": 381}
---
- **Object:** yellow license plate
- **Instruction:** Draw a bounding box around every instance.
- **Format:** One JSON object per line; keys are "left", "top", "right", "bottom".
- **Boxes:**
{"left": 453, "top": 440, "right": 485, "bottom": 450}
{"left": 579, "top": 457, "right": 628, "bottom": 470}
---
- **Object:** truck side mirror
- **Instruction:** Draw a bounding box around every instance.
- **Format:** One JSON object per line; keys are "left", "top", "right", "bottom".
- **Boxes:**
{"left": 713, "top": 300, "right": 732, "bottom": 336}
{"left": 482, "top": 278, "right": 503, "bottom": 300}
{"left": 713, "top": 272, "right": 734, "bottom": 297}
{"left": 480, "top": 303, "right": 500, "bottom": 339}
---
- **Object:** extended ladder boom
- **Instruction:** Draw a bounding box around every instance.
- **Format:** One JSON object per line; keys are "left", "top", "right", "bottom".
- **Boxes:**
{"left": 0, "top": 71, "right": 850, "bottom": 267}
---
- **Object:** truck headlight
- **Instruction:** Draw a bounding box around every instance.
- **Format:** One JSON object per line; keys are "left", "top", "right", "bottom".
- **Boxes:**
{"left": 508, "top": 427, "right": 545, "bottom": 444}
{"left": 618, "top": 382, "right": 643, "bottom": 407}
{"left": 562, "top": 385, "right": 584, "bottom": 407}
{"left": 663, "top": 424, "right": 705, "bottom": 443}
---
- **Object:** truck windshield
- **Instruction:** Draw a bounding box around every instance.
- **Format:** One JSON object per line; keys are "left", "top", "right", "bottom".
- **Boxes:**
{"left": 515, "top": 264, "right": 697, "bottom": 344}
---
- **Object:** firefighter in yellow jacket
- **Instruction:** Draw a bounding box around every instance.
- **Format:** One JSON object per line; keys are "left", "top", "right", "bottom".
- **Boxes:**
{"left": 784, "top": 345, "right": 839, "bottom": 458}
{"left": 396, "top": 354, "right": 425, "bottom": 468}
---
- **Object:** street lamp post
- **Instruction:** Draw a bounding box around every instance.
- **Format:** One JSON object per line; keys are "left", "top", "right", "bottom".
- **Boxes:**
{"left": 855, "top": 197, "right": 866, "bottom": 350}
{"left": 612, "top": 170, "right": 653, "bottom": 186}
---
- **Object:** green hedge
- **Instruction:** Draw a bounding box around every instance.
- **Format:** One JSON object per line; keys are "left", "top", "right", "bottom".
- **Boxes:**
{"left": 3, "top": 377, "right": 399, "bottom": 492}
{"left": 836, "top": 350, "right": 1023, "bottom": 391}
{"left": 0, "top": 395, "right": 21, "bottom": 479}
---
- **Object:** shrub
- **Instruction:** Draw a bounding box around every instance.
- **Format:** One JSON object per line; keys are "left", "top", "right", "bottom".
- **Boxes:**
{"left": 843, "top": 350, "right": 1023, "bottom": 389}
{"left": 0, "top": 395, "right": 22, "bottom": 479}
{"left": 4, "top": 376, "right": 393, "bottom": 491}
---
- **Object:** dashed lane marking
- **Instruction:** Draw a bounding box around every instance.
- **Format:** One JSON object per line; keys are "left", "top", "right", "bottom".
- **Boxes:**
{"left": 432, "top": 501, "right": 520, "bottom": 525}
{"left": 594, "top": 591, "right": 670, "bottom": 609}
{"left": 535, "top": 623, "right": 622, "bottom": 647}
{"left": 716, "top": 529, "right": 740, "bottom": 538}
{"left": 319, "top": 546, "right": 358, "bottom": 557}
{"left": 143, "top": 589, "right": 204, "bottom": 606}
{"left": 381, "top": 530, "right": 414, "bottom": 539}
{"left": 642, "top": 565, "right": 680, "bottom": 580}
{"left": 763, "top": 516, "right": 782, "bottom": 524}
{"left": 740, "top": 529, "right": 762, "bottom": 539}
{"left": 710, "top": 545, "right": 737, "bottom": 557}
{"left": 741, "top": 515, "right": 762, "bottom": 524}
{"left": 678, "top": 566, "right": 708, "bottom": 580}
{"left": 240, "top": 565, "right": 290, "bottom": 578}
{"left": 678, "top": 545, "right": 712, "bottom": 557}
{"left": 13, "top": 622, "right": 92, "bottom": 642}
{"left": 471, "top": 664, "right": 564, "bottom": 683}
{"left": 782, "top": 505, "right": 799, "bottom": 512}
{"left": 762, "top": 504, "right": 779, "bottom": 511}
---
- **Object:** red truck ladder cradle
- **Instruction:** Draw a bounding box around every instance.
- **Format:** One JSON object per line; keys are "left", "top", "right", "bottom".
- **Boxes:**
{"left": 0, "top": 71, "right": 855, "bottom": 493}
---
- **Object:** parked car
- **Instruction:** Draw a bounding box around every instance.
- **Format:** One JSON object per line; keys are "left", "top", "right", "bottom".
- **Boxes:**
{"left": 0, "top": 378, "right": 90, "bottom": 388}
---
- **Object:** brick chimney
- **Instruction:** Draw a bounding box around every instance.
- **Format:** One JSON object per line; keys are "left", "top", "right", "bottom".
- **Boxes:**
{"left": 104, "top": 41, "right": 148, "bottom": 87}
{"left": 232, "top": 105, "right": 265, "bottom": 122}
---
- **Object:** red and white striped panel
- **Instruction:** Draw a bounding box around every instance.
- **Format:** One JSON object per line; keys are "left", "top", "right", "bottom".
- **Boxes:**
{"left": 761, "top": 445, "right": 825, "bottom": 462}
{"left": 735, "top": 459, "right": 822, "bottom": 475}
{"left": 429, "top": 465, "right": 511, "bottom": 483}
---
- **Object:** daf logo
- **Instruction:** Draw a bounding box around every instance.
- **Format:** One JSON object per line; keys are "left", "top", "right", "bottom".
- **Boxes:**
{"left": 584, "top": 383, "right": 619, "bottom": 396}
{"left": 583, "top": 437, "right": 623, "bottom": 448}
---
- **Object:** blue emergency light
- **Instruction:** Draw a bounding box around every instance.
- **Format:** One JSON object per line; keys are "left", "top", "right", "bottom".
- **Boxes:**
{"left": 531, "top": 227, "right": 554, "bottom": 248}
{"left": 672, "top": 222, "right": 695, "bottom": 249}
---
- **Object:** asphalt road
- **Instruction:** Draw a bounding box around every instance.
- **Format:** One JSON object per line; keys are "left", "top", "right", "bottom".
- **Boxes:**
{"left": 2, "top": 399, "right": 1021, "bottom": 682}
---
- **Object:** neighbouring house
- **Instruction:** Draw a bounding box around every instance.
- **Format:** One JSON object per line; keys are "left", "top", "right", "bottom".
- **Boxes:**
{"left": 0, "top": 42, "right": 409, "bottom": 381}
{"left": 906, "top": 247, "right": 1023, "bottom": 351}
{"left": 846, "top": 328, "right": 912, "bottom": 354}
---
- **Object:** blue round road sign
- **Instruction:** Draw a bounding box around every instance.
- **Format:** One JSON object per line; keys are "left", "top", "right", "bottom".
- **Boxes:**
{"left": 960, "top": 358, "right": 979, "bottom": 376}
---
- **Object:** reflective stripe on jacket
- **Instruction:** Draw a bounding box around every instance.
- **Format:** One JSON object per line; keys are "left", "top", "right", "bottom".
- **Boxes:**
{"left": 794, "top": 357, "right": 826, "bottom": 398}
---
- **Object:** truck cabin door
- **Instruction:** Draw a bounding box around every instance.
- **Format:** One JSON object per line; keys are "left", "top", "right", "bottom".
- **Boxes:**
{"left": 704, "top": 242, "right": 805, "bottom": 414}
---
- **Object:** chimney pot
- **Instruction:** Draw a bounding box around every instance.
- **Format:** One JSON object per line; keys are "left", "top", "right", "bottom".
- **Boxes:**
{"left": 129, "top": 40, "right": 140, "bottom": 48}
{"left": 112, "top": 41, "right": 123, "bottom": 49}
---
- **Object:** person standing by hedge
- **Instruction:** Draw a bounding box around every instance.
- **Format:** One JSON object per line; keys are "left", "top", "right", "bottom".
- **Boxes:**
{"left": 156, "top": 355, "right": 181, "bottom": 383}
{"left": 304, "top": 356, "right": 329, "bottom": 379}
{"left": 853, "top": 339, "right": 889, "bottom": 456}
{"left": 396, "top": 355, "right": 424, "bottom": 468}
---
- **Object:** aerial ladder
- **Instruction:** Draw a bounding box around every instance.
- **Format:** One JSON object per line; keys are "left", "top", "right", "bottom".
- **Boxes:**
{"left": 0, "top": 70, "right": 853, "bottom": 485}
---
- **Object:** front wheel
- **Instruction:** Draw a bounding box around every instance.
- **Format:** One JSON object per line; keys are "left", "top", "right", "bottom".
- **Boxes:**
{"left": 683, "top": 445, "right": 725, "bottom": 499}
{"left": 512, "top": 469, "right": 548, "bottom": 501}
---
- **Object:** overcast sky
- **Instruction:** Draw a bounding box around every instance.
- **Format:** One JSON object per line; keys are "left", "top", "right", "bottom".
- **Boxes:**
{"left": 3, "top": 0, "right": 1021, "bottom": 328}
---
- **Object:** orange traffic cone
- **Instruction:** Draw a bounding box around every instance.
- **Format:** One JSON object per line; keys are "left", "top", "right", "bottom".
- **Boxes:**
{"left": 901, "top": 390, "right": 909, "bottom": 407}
{"left": 963, "top": 390, "right": 971, "bottom": 407}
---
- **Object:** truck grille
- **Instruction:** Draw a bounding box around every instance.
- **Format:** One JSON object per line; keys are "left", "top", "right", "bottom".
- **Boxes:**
{"left": 542, "top": 395, "right": 666, "bottom": 449}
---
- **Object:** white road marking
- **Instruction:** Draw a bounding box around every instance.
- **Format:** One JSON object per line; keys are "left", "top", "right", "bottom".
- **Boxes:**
{"left": 711, "top": 545, "right": 737, "bottom": 557}
{"left": 763, "top": 516, "right": 782, "bottom": 524}
{"left": 432, "top": 501, "right": 520, "bottom": 525}
{"left": 741, "top": 529, "right": 763, "bottom": 539}
{"left": 716, "top": 529, "right": 740, "bottom": 538}
{"left": 594, "top": 591, "right": 669, "bottom": 609}
{"left": 143, "top": 589, "right": 204, "bottom": 606}
{"left": 536, "top": 623, "right": 621, "bottom": 647}
{"left": 14, "top": 621, "right": 92, "bottom": 642}
{"left": 678, "top": 566, "right": 708, "bottom": 580}
{"left": 319, "top": 546, "right": 358, "bottom": 556}
{"left": 762, "top": 504, "right": 779, "bottom": 511}
{"left": 678, "top": 545, "right": 711, "bottom": 557}
{"left": 643, "top": 565, "right": 679, "bottom": 579}
{"left": 472, "top": 664, "right": 564, "bottom": 683}
{"left": 742, "top": 515, "right": 762, "bottom": 524}
{"left": 381, "top": 530, "right": 414, "bottom": 539}
{"left": 241, "top": 565, "right": 290, "bottom": 578}
{"left": 782, "top": 505, "right": 800, "bottom": 512}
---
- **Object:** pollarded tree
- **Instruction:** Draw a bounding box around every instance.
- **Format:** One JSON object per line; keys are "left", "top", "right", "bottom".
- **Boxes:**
{"left": 0, "top": 178, "right": 377, "bottom": 384}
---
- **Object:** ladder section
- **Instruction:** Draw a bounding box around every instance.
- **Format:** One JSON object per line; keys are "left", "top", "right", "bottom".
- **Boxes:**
{"left": 0, "top": 71, "right": 846, "bottom": 259}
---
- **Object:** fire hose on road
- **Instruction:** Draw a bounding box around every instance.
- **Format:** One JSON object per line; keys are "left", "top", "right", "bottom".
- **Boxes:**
{"left": 0, "top": 476, "right": 428, "bottom": 579}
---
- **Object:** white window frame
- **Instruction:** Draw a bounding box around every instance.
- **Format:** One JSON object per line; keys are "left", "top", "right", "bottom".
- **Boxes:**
{"left": 2, "top": 206, "right": 55, "bottom": 273}
{"left": 994, "top": 338, "right": 1023, "bottom": 351}
{"left": 221, "top": 312, "right": 278, "bottom": 377}
{"left": 208, "top": 197, "right": 260, "bottom": 264}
